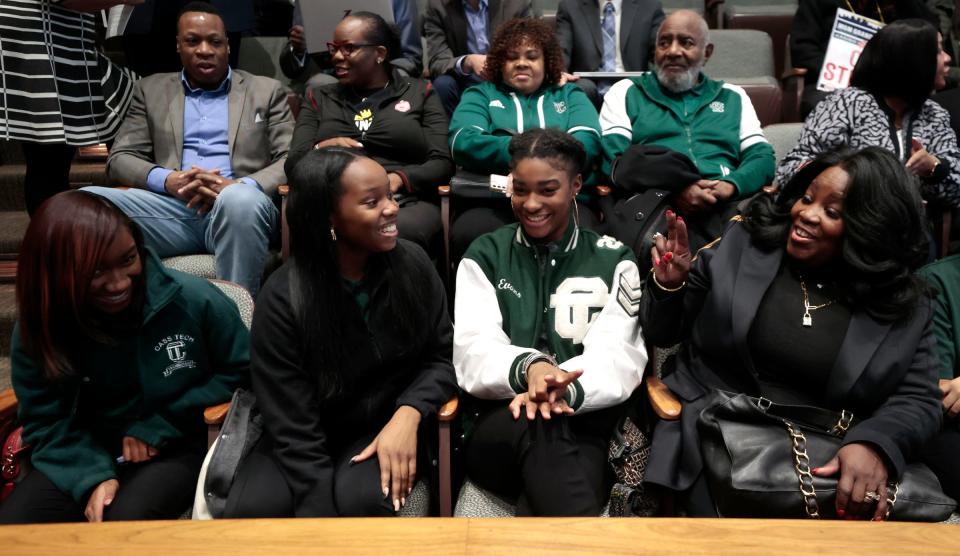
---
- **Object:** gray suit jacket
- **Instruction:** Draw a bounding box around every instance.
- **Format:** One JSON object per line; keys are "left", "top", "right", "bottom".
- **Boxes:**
{"left": 106, "top": 70, "right": 294, "bottom": 197}
{"left": 556, "top": 0, "right": 664, "bottom": 73}
{"left": 423, "top": 0, "right": 535, "bottom": 77}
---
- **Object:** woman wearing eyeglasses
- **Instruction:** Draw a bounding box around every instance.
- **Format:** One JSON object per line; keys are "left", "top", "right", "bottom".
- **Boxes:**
{"left": 285, "top": 12, "right": 454, "bottom": 253}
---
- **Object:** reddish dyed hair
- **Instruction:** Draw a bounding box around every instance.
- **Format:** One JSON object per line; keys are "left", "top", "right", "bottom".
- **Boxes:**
{"left": 483, "top": 18, "right": 565, "bottom": 87}
{"left": 16, "top": 191, "right": 145, "bottom": 380}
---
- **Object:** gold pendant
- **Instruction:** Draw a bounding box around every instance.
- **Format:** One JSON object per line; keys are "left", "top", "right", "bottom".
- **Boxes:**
{"left": 802, "top": 312, "right": 813, "bottom": 327}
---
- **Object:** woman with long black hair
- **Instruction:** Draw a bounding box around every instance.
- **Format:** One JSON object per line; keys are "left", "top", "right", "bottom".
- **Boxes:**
{"left": 643, "top": 147, "right": 943, "bottom": 519}
{"left": 223, "top": 148, "right": 456, "bottom": 517}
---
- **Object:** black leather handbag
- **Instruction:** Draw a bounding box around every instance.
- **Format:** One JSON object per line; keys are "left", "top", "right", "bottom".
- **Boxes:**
{"left": 697, "top": 391, "right": 956, "bottom": 521}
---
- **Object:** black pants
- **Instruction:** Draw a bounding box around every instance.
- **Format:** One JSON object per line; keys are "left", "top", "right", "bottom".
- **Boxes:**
{"left": 465, "top": 405, "right": 616, "bottom": 516}
{"left": 21, "top": 142, "right": 76, "bottom": 215}
{"left": 223, "top": 432, "right": 400, "bottom": 518}
{"left": 921, "top": 425, "right": 960, "bottom": 502}
{"left": 0, "top": 444, "right": 204, "bottom": 524}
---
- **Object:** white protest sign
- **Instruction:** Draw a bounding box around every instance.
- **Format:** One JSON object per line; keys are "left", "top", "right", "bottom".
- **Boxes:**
{"left": 816, "top": 8, "right": 884, "bottom": 92}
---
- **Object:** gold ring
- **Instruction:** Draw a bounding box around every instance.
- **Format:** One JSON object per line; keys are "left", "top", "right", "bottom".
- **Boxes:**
{"left": 863, "top": 491, "right": 881, "bottom": 502}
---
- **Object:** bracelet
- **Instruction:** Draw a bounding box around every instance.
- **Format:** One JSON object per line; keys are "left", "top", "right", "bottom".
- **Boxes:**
{"left": 927, "top": 157, "right": 941, "bottom": 178}
{"left": 652, "top": 272, "right": 685, "bottom": 292}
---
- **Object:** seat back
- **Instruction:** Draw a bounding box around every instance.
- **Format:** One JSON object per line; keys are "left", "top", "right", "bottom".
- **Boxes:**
{"left": 237, "top": 36, "right": 292, "bottom": 86}
{"left": 707, "top": 30, "right": 782, "bottom": 125}
{"left": 208, "top": 279, "right": 254, "bottom": 329}
{"left": 662, "top": 0, "right": 706, "bottom": 14}
{"left": 707, "top": 29, "right": 775, "bottom": 79}
{"left": 721, "top": 2, "right": 796, "bottom": 77}
{"left": 762, "top": 122, "right": 802, "bottom": 166}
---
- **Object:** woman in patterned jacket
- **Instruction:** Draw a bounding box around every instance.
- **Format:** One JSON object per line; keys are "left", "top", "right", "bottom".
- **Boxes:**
{"left": 777, "top": 19, "right": 960, "bottom": 210}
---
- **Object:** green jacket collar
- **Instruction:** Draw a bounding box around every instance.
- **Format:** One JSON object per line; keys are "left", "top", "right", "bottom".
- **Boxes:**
{"left": 636, "top": 72, "right": 723, "bottom": 118}
{"left": 513, "top": 213, "right": 581, "bottom": 254}
{"left": 141, "top": 248, "right": 183, "bottom": 324}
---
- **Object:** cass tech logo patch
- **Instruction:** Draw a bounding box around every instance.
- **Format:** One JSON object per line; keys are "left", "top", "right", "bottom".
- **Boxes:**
{"left": 354, "top": 108, "right": 374, "bottom": 132}
{"left": 489, "top": 99, "right": 505, "bottom": 109}
{"left": 554, "top": 101, "right": 567, "bottom": 114}
{"left": 154, "top": 334, "right": 197, "bottom": 377}
{"left": 710, "top": 101, "right": 725, "bottom": 113}
{"left": 549, "top": 277, "right": 608, "bottom": 344}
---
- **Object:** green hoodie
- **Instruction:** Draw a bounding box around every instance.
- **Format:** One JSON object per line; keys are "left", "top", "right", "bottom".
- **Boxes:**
{"left": 449, "top": 81, "right": 602, "bottom": 184}
{"left": 10, "top": 249, "right": 250, "bottom": 502}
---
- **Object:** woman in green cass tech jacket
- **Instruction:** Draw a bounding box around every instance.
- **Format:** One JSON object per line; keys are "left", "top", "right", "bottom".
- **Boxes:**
{"left": 0, "top": 191, "right": 249, "bottom": 524}
{"left": 448, "top": 17, "right": 604, "bottom": 262}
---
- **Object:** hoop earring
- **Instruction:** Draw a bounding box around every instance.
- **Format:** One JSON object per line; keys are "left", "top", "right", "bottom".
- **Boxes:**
{"left": 330, "top": 227, "right": 337, "bottom": 241}
{"left": 572, "top": 198, "right": 581, "bottom": 230}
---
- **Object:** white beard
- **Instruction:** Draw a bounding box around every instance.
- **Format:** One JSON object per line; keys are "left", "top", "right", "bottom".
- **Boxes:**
{"left": 654, "top": 61, "right": 703, "bottom": 93}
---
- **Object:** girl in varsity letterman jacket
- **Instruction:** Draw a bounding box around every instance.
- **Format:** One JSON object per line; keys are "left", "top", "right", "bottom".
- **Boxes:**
{"left": 453, "top": 128, "right": 647, "bottom": 516}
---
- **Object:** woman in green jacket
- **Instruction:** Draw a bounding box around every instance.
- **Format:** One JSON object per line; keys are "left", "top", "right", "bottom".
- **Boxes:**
{"left": 448, "top": 18, "right": 603, "bottom": 263}
{"left": 0, "top": 191, "right": 249, "bottom": 524}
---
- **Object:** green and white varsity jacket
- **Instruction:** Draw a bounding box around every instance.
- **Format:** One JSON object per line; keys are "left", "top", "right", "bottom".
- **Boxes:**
{"left": 599, "top": 72, "right": 775, "bottom": 197}
{"left": 448, "top": 81, "right": 602, "bottom": 182}
{"left": 453, "top": 220, "right": 647, "bottom": 413}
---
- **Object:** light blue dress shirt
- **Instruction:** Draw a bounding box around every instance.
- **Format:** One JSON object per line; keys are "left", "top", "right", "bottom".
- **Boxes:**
{"left": 146, "top": 68, "right": 259, "bottom": 194}
{"left": 456, "top": 0, "right": 489, "bottom": 75}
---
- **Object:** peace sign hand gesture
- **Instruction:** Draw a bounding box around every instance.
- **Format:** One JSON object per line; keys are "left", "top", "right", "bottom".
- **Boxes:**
{"left": 651, "top": 210, "right": 691, "bottom": 290}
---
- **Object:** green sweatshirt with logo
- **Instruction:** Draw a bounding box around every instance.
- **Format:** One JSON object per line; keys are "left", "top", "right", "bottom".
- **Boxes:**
{"left": 449, "top": 81, "right": 602, "bottom": 183}
{"left": 10, "top": 250, "right": 249, "bottom": 502}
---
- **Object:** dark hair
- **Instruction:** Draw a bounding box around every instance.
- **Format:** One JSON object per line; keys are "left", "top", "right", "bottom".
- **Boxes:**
{"left": 16, "top": 191, "right": 146, "bottom": 380}
{"left": 508, "top": 127, "right": 586, "bottom": 178}
{"left": 483, "top": 18, "right": 565, "bottom": 87}
{"left": 850, "top": 19, "right": 938, "bottom": 108}
{"left": 178, "top": 1, "right": 222, "bottom": 21}
{"left": 743, "top": 147, "right": 931, "bottom": 321}
{"left": 345, "top": 11, "right": 402, "bottom": 63}
{"left": 286, "top": 148, "right": 425, "bottom": 400}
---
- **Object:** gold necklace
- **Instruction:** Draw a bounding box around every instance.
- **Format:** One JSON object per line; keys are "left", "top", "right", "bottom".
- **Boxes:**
{"left": 799, "top": 277, "right": 836, "bottom": 328}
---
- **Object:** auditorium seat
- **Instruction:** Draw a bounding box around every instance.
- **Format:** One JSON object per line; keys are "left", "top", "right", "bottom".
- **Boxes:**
{"left": 707, "top": 29, "right": 783, "bottom": 126}
{"left": 720, "top": 0, "right": 796, "bottom": 78}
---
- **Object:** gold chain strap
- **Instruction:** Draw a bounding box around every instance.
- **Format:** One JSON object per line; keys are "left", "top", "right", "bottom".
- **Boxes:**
{"left": 786, "top": 423, "right": 821, "bottom": 518}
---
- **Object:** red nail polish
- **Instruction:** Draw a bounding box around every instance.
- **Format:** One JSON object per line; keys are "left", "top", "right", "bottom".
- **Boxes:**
{"left": 663, "top": 252, "right": 673, "bottom": 263}
{"left": 837, "top": 509, "right": 845, "bottom": 517}
{"left": 666, "top": 209, "right": 674, "bottom": 217}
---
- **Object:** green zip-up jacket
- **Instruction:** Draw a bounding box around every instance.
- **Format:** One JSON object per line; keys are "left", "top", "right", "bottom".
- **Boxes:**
{"left": 10, "top": 250, "right": 250, "bottom": 502}
{"left": 599, "top": 72, "right": 775, "bottom": 196}
{"left": 453, "top": 220, "right": 647, "bottom": 413}
{"left": 920, "top": 254, "right": 960, "bottom": 379}
{"left": 449, "top": 82, "right": 602, "bottom": 183}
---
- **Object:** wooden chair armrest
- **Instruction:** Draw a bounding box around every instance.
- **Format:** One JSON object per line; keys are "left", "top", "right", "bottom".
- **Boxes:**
{"left": 278, "top": 184, "right": 289, "bottom": 197}
{"left": 595, "top": 185, "right": 612, "bottom": 197}
{"left": 438, "top": 395, "right": 459, "bottom": 422}
{"left": 0, "top": 388, "right": 18, "bottom": 422}
{"left": 646, "top": 376, "right": 681, "bottom": 421}
{"left": 204, "top": 402, "right": 232, "bottom": 426}
{"left": 781, "top": 67, "right": 807, "bottom": 81}
{"left": 438, "top": 185, "right": 451, "bottom": 196}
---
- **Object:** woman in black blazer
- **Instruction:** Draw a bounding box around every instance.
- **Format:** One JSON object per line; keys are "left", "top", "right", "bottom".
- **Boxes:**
{"left": 640, "top": 147, "right": 943, "bottom": 519}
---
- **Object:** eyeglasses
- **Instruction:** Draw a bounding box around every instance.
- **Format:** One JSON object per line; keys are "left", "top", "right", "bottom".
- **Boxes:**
{"left": 327, "top": 41, "right": 378, "bottom": 56}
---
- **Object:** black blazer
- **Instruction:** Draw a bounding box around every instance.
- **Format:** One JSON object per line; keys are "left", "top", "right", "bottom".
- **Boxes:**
{"left": 556, "top": 0, "right": 664, "bottom": 73}
{"left": 423, "top": 0, "right": 534, "bottom": 77}
{"left": 639, "top": 219, "right": 943, "bottom": 492}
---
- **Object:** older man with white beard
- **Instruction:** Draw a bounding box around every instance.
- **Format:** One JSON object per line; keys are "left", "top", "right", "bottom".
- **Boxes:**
{"left": 599, "top": 10, "right": 774, "bottom": 226}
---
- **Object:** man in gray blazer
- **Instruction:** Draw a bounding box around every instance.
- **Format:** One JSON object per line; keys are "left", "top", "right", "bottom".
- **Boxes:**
{"left": 88, "top": 2, "right": 293, "bottom": 297}
{"left": 557, "top": 0, "right": 664, "bottom": 105}
{"left": 423, "top": 0, "right": 535, "bottom": 115}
